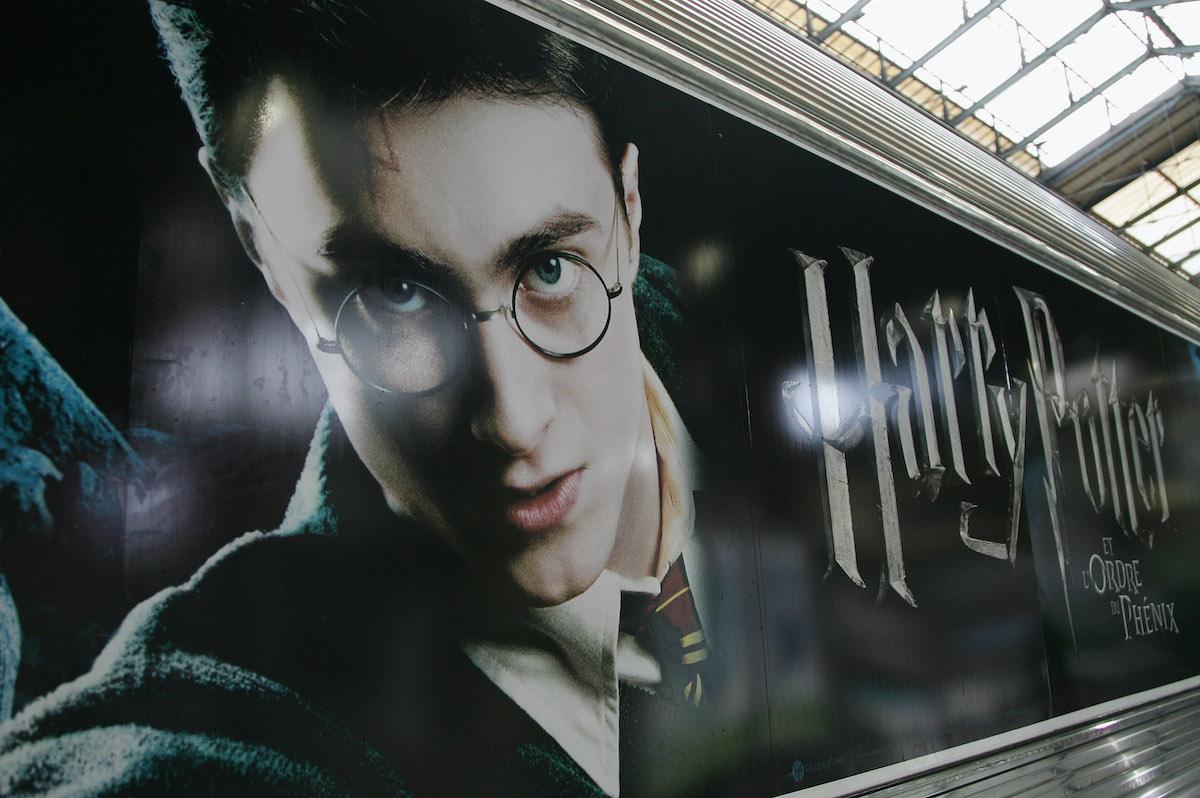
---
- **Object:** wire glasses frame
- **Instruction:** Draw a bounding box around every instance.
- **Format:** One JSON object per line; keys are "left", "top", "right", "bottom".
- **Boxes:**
{"left": 241, "top": 187, "right": 626, "bottom": 396}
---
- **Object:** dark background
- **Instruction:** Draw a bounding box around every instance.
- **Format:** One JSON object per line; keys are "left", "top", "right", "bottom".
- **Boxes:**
{"left": 3, "top": 2, "right": 1200, "bottom": 796}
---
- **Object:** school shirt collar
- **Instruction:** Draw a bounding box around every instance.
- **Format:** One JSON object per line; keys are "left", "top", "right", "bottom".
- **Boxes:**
{"left": 457, "top": 355, "right": 703, "bottom": 797}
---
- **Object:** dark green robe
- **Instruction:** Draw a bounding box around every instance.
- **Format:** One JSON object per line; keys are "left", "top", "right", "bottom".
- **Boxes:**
{"left": 0, "top": 256, "right": 688, "bottom": 797}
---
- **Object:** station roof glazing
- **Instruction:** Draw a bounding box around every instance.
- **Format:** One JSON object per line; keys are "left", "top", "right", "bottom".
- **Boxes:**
{"left": 749, "top": 0, "right": 1200, "bottom": 281}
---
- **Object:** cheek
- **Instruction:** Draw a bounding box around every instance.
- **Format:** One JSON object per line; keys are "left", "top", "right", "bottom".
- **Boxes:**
{"left": 315, "top": 353, "right": 458, "bottom": 480}
{"left": 565, "top": 309, "right": 646, "bottom": 458}
{"left": 604, "top": 302, "right": 647, "bottom": 400}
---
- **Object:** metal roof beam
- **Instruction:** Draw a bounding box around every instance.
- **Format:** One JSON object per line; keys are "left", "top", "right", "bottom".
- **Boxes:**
{"left": 1042, "top": 77, "right": 1200, "bottom": 204}
{"left": 1154, "top": 44, "right": 1200, "bottom": 56}
{"left": 1145, "top": 8, "right": 1184, "bottom": 47}
{"left": 1118, "top": 175, "right": 1200, "bottom": 231}
{"left": 813, "top": 0, "right": 872, "bottom": 42}
{"left": 1145, "top": 212, "right": 1200, "bottom": 250}
{"left": 1170, "top": 244, "right": 1200, "bottom": 268}
{"left": 1109, "top": 0, "right": 1194, "bottom": 11}
{"left": 949, "top": 6, "right": 1110, "bottom": 125}
{"left": 888, "top": 0, "right": 1006, "bottom": 86}
{"left": 1000, "top": 50, "right": 1152, "bottom": 157}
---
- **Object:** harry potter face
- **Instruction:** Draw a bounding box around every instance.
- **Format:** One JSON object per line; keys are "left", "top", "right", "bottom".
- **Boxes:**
{"left": 221, "top": 82, "right": 660, "bottom": 605}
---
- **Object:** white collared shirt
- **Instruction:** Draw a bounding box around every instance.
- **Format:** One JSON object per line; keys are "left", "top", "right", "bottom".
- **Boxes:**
{"left": 458, "top": 356, "right": 705, "bottom": 797}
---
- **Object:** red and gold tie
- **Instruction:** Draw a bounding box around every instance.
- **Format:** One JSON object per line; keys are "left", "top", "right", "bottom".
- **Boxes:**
{"left": 620, "top": 556, "right": 709, "bottom": 707}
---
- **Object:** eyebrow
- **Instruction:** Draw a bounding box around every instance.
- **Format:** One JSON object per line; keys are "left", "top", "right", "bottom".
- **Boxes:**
{"left": 495, "top": 211, "right": 602, "bottom": 273}
{"left": 317, "top": 210, "right": 605, "bottom": 285}
{"left": 319, "top": 220, "right": 457, "bottom": 289}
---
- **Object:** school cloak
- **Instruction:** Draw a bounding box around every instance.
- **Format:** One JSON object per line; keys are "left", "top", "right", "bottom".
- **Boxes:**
{"left": 0, "top": 256, "right": 689, "bottom": 797}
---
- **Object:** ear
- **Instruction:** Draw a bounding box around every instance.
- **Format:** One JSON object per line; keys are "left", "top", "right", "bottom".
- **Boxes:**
{"left": 618, "top": 143, "right": 642, "bottom": 280}
{"left": 197, "top": 146, "right": 288, "bottom": 306}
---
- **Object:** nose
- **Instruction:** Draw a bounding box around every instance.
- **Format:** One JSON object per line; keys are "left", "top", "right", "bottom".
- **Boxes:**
{"left": 467, "top": 313, "right": 556, "bottom": 456}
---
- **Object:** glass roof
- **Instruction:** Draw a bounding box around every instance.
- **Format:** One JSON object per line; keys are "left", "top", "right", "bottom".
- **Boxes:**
{"left": 749, "top": 0, "right": 1200, "bottom": 282}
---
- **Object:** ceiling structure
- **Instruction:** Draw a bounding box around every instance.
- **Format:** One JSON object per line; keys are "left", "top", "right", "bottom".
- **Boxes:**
{"left": 747, "top": 0, "right": 1200, "bottom": 283}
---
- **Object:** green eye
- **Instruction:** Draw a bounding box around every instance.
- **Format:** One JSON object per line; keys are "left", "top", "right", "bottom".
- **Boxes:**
{"left": 533, "top": 257, "right": 562, "bottom": 286}
{"left": 521, "top": 255, "right": 582, "bottom": 298}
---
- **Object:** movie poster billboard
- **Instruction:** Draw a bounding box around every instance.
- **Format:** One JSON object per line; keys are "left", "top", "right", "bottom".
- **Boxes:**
{"left": 1, "top": 1, "right": 1198, "bottom": 795}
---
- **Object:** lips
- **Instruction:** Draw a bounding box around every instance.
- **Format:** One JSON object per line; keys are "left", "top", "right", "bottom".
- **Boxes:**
{"left": 503, "top": 468, "right": 583, "bottom": 534}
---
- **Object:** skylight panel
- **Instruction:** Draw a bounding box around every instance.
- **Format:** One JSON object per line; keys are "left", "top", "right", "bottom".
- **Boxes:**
{"left": 1158, "top": 4, "right": 1200, "bottom": 43}
{"left": 1102, "top": 59, "right": 1180, "bottom": 121}
{"left": 1035, "top": 96, "right": 1112, "bottom": 166}
{"left": 1125, "top": 194, "right": 1200, "bottom": 246}
{"left": 841, "top": 20, "right": 877, "bottom": 48}
{"left": 746, "top": 0, "right": 1200, "bottom": 271}
{"left": 854, "top": 0, "right": 964, "bottom": 60}
{"left": 1057, "top": 14, "right": 1146, "bottom": 86}
{"left": 985, "top": 59, "right": 1071, "bottom": 136}
{"left": 1157, "top": 140, "right": 1200, "bottom": 188}
{"left": 1092, "top": 171, "right": 1179, "bottom": 227}
{"left": 1146, "top": 21, "right": 1176, "bottom": 50}
{"left": 805, "top": 0, "right": 842, "bottom": 22}
{"left": 1157, "top": 54, "right": 1189, "bottom": 82}
{"left": 924, "top": 12, "right": 1025, "bottom": 98}
{"left": 1154, "top": 220, "right": 1200, "bottom": 262}
{"left": 1180, "top": 252, "right": 1200, "bottom": 276}
{"left": 999, "top": 0, "right": 1101, "bottom": 45}
{"left": 812, "top": 0, "right": 855, "bottom": 15}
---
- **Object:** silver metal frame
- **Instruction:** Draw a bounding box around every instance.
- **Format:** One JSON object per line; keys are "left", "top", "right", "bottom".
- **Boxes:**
{"left": 487, "top": 0, "right": 1200, "bottom": 793}
{"left": 794, "top": 676, "right": 1200, "bottom": 797}
{"left": 491, "top": 0, "right": 1200, "bottom": 345}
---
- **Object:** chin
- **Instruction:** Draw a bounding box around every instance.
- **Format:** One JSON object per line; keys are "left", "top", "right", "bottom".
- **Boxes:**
{"left": 514, "top": 572, "right": 598, "bottom": 608}
{"left": 508, "top": 550, "right": 608, "bottom": 608}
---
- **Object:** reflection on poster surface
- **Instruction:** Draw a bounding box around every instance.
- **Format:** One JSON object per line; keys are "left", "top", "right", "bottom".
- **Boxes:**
{"left": 0, "top": 0, "right": 1197, "bottom": 795}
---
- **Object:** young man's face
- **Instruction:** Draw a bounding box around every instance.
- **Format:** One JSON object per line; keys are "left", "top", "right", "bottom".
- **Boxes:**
{"left": 229, "top": 83, "right": 659, "bottom": 605}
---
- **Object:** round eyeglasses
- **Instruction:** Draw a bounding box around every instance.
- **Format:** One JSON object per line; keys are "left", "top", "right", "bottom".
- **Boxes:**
{"left": 316, "top": 254, "right": 623, "bottom": 395}
{"left": 241, "top": 186, "right": 625, "bottom": 396}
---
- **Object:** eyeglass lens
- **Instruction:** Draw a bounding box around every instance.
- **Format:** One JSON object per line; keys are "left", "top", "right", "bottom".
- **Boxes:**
{"left": 333, "top": 255, "right": 612, "bottom": 394}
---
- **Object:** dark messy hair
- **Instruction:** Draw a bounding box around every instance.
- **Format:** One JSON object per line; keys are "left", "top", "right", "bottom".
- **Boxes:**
{"left": 148, "top": 0, "right": 626, "bottom": 194}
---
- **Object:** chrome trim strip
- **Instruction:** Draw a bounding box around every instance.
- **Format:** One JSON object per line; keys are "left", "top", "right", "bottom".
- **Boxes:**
{"left": 491, "top": 0, "right": 1200, "bottom": 344}
{"left": 797, "top": 678, "right": 1200, "bottom": 797}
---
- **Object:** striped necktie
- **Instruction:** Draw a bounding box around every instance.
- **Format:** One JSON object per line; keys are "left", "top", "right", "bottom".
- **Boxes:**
{"left": 619, "top": 556, "right": 709, "bottom": 707}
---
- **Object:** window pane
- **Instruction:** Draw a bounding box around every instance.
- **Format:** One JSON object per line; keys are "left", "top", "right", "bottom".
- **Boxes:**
{"left": 925, "top": 13, "right": 1026, "bottom": 99}
{"left": 807, "top": 0, "right": 842, "bottom": 21}
{"left": 1159, "top": 5, "right": 1200, "bottom": 43}
{"left": 1125, "top": 194, "right": 1199, "bottom": 247}
{"left": 1161, "top": 140, "right": 1200, "bottom": 189}
{"left": 1092, "top": 172, "right": 1178, "bottom": 227}
{"left": 1102, "top": 60, "right": 1178, "bottom": 121}
{"left": 986, "top": 59, "right": 1071, "bottom": 137}
{"left": 1036, "top": 95, "right": 1112, "bottom": 166}
{"left": 1000, "top": 0, "right": 1102, "bottom": 46}
{"left": 856, "top": 0, "right": 967, "bottom": 60}
{"left": 1057, "top": 14, "right": 1145, "bottom": 86}
{"left": 1155, "top": 222, "right": 1200, "bottom": 263}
